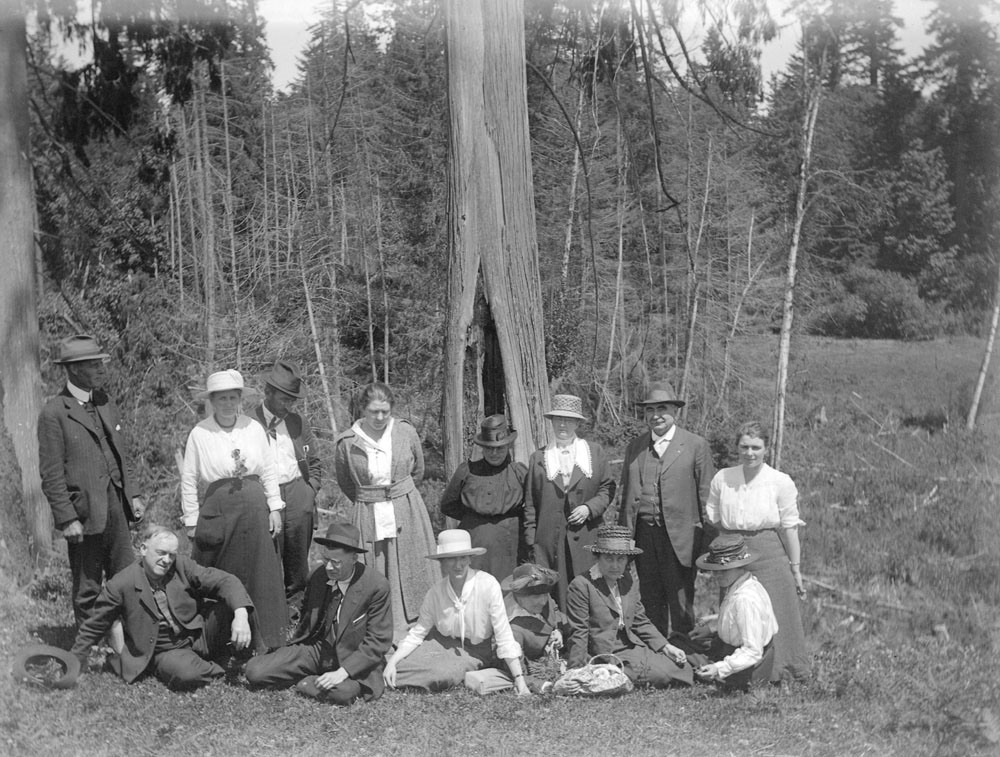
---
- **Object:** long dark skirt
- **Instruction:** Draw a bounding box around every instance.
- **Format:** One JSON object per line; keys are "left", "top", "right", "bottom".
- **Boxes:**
{"left": 191, "top": 477, "right": 288, "bottom": 650}
{"left": 740, "top": 529, "right": 810, "bottom": 681}
{"left": 458, "top": 512, "right": 521, "bottom": 581}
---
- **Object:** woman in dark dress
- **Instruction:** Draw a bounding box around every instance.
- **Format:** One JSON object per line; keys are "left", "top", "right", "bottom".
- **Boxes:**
{"left": 439, "top": 415, "right": 527, "bottom": 580}
{"left": 523, "top": 394, "right": 615, "bottom": 609}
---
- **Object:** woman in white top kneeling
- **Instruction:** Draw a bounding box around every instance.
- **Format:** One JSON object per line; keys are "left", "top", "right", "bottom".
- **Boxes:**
{"left": 383, "top": 530, "right": 530, "bottom": 695}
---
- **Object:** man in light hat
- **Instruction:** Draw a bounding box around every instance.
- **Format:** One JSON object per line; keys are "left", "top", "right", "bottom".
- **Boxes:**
{"left": 38, "top": 334, "right": 145, "bottom": 629}
{"left": 616, "top": 381, "right": 715, "bottom": 638}
{"left": 244, "top": 521, "right": 393, "bottom": 705}
{"left": 251, "top": 360, "right": 323, "bottom": 617}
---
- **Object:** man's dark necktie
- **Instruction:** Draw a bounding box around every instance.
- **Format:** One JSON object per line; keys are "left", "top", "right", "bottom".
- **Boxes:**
{"left": 267, "top": 416, "right": 280, "bottom": 441}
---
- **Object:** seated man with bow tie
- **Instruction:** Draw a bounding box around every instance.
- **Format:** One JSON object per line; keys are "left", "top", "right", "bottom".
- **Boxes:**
{"left": 70, "top": 525, "right": 254, "bottom": 690}
{"left": 245, "top": 521, "right": 393, "bottom": 705}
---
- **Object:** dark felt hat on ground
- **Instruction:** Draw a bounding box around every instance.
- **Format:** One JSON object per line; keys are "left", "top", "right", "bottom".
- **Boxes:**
{"left": 10, "top": 644, "right": 81, "bottom": 689}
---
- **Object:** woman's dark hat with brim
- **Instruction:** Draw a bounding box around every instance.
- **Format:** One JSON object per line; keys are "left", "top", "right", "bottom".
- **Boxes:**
{"left": 585, "top": 525, "right": 643, "bottom": 556}
{"left": 10, "top": 644, "right": 81, "bottom": 689}
{"left": 314, "top": 521, "right": 367, "bottom": 553}
{"left": 474, "top": 414, "right": 518, "bottom": 447}
{"left": 696, "top": 534, "right": 758, "bottom": 571}
{"left": 500, "top": 563, "right": 559, "bottom": 595}
{"left": 263, "top": 360, "right": 303, "bottom": 399}
{"left": 635, "top": 381, "right": 686, "bottom": 408}
{"left": 53, "top": 334, "right": 110, "bottom": 364}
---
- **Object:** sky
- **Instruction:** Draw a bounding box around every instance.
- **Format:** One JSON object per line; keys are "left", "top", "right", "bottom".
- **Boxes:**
{"left": 257, "top": 0, "right": 940, "bottom": 94}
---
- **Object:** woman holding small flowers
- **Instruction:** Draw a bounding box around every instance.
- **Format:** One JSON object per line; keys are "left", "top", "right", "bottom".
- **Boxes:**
{"left": 181, "top": 369, "right": 287, "bottom": 650}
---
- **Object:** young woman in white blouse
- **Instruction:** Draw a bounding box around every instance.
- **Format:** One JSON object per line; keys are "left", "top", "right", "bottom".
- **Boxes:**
{"left": 383, "top": 530, "right": 530, "bottom": 695}
{"left": 181, "top": 369, "right": 288, "bottom": 651}
{"left": 705, "top": 420, "right": 809, "bottom": 682}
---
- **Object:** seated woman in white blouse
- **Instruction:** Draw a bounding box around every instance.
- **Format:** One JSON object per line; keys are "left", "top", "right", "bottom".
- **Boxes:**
{"left": 705, "top": 420, "right": 809, "bottom": 682}
{"left": 688, "top": 534, "right": 778, "bottom": 691}
{"left": 181, "top": 369, "right": 287, "bottom": 651}
{"left": 382, "top": 530, "right": 530, "bottom": 695}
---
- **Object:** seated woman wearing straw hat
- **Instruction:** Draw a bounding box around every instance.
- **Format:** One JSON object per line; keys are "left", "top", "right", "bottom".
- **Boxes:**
{"left": 682, "top": 534, "right": 778, "bottom": 691}
{"left": 565, "top": 525, "right": 693, "bottom": 688}
{"left": 382, "top": 530, "right": 530, "bottom": 695}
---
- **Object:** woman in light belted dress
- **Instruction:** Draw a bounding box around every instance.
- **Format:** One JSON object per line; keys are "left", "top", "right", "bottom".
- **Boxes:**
{"left": 333, "top": 382, "right": 437, "bottom": 640}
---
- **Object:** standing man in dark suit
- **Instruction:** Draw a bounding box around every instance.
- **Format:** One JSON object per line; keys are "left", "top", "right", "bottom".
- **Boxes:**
{"left": 617, "top": 382, "right": 715, "bottom": 637}
{"left": 245, "top": 521, "right": 393, "bottom": 705}
{"left": 38, "top": 334, "right": 145, "bottom": 629}
{"left": 252, "top": 360, "right": 323, "bottom": 617}
{"left": 71, "top": 525, "right": 254, "bottom": 690}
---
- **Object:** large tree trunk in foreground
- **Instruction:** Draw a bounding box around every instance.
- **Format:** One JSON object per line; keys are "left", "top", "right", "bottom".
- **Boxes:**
{"left": 442, "top": 0, "right": 549, "bottom": 476}
{"left": 0, "top": 4, "right": 46, "bottom": 580}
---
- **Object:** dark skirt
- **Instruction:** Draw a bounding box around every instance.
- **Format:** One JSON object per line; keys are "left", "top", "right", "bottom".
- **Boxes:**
{"left": 739, "top": 529, "right": 810, "bottom": 681}
{"left": 458, "top": 511, "right": 521, "bottom": 581}
{"left": 191, "top": 477, "right": 288, "bottom": 650}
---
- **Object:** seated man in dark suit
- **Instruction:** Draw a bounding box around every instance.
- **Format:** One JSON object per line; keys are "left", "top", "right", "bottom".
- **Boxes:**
{"left": 245, "top": 521, "right": 393, "bottom": 705}
{"left": 71, "top": 525, "right": 253, "bottom": 690}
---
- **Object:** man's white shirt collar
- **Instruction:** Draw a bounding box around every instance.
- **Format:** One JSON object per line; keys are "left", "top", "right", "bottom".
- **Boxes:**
{"left": 66, "top": 380, "right": 91, "bottom": 404}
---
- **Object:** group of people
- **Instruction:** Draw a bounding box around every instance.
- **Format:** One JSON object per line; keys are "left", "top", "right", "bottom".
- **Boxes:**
{"left": 40, "top": 333, "right": 809, "bottom": 701}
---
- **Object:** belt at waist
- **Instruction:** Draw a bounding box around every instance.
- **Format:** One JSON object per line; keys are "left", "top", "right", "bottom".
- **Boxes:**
{"left": 354, "top": 476, "right": 415, "bottom": 503}
{"left": 719, "top": 527, "right": 777, "bottom": 537}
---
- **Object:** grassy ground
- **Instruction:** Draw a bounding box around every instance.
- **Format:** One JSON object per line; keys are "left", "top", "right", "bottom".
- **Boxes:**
{"left": 3, "top": 336, "right": 999, "bottom": 757}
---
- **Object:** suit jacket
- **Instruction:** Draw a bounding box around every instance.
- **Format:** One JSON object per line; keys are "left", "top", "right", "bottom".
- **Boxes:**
{"left": 564, "top": 565, "right": 667, "bottom": 669}
{"left": 71, "top": 556, "right": 253, "bottom": 683}
{"left": 523, "top": 441, "right": 615, "bottom": 588}
{"left": 290, "top": 562, "right": 393, "bottom": 699}
{"left": 252, "top": 405, "right": 323, "bottom": 489}
{"left": 616, "top": 426, "right": 715, "bottom": 567}
{"left": 38, "top": 387, "right": 138, "bottom": 533}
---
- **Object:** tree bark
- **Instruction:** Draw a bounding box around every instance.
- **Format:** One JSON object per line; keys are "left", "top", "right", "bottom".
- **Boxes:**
{"left": 967, "top": 249, "right": 1000, "bottom": 430}
{"left": 443, "top": 0, "right": 549, "bottom": 475}
{"left": 0, "top": 4, "right": 46, "bottom": 577}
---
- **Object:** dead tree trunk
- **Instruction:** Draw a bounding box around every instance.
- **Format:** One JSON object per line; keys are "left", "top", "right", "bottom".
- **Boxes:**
{"left": 443, "top": 0, "right": 549, "bottom": 475}
{"left": 967, "top": 246, "right": 1000, "bottom": 430}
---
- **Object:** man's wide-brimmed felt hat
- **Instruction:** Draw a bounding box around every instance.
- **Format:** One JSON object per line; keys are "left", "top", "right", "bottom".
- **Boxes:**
{"left": 427, "top": 529, "right": 487, "bottom": 559}
{"left": 314, "top": 521, "right": 367, "bottom": 553}
{"left": 474, "top": 414, "right": 518, "bottom": 447}
{"left": 636, "top": 381, "right": 685, "bottom": 408}
{"left": 500, "top": 563, "right": 559, "bottom": 595}
{"left": 585, "top": 525, "right": 643, "bottom": 556}
{"left": 10, "top": 644, "right": 81, "bottom": 689}
{"left": 696, "top": 534, "right": 758, "bottom": 571}
{"left": 544, "top": 394, "right": 588, "bottom": 421}
{"left": 53, "top": 334, "right": 110, "bottom": 364}
{"left": 196, "top": 369, "right": 248, "bottom": 400}
{"left": 263, "top": 360, "right": 303, "bottom": 398}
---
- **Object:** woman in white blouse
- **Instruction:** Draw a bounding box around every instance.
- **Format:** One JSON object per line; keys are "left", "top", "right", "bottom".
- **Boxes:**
{"left": 383, "top": 530, "right": 530, "bottom": 694}
{"left": 705, "top": 420, "right": 809, "bottom": 681}
{"left": 333, "top": 382, "right": 437, "bottom": 641}
{"left": 181, "top": 369, "right": 288, "bottom": 651}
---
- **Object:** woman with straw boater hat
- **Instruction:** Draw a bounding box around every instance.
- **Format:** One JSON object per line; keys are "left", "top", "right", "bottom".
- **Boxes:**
{"left": 564, "top": 525, "right": 693, "bottom": 688}
{"left": 523, "top": 394, "right": 616, "bottom": 609}
{"left": 181, "top": 369, "right": 287, "bottom": 650}
{"left": 680, "top": 533, "right": 778, "bottom": 691}
{"left": 383, "top": 530, "right": 530, "bottom": 695}
{"left": 440, "top": 414, "right": 527, "bottom": 580}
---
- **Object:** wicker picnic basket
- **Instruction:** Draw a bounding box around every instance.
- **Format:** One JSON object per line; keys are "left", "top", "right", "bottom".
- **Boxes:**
{"left": 551, "top": 654, "right": 633, "bottom": 697}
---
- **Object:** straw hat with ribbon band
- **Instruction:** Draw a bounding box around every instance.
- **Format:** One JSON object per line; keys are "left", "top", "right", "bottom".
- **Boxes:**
{"left": 314, "top": 521, "right": 368, "bottom": 553}
{"left": 585, "top": 525, "right": 644, "bottom": 556}
{"left": 696, "top": 534, "right": 758, "bottom": 571}
{"left": 544, "top": 394, "right": 588, "bottom": 421}
{"left": 263, "top": 360, "right": 303, "bottom": 399}
{"left": 474, "top": 414, "right": 517, "bottom": 447}
{"left": 635, "top": 381, "right": 686, "bottom": 408}
{"left": 195, "top": 369, "right": 260, "bottom": 401}
{"left": 53, "top": 334, "right": 110, "bottom": 364}
{"left": 500, "top": 563, "right": 559, "bottom": 595}
{"left": 426, "top": 529, "right": 487, "bottom": 559}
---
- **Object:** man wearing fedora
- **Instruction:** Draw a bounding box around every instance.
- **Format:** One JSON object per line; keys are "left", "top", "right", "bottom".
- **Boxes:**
{"left": 251, "top": 360, "right": 323, "bottom": 616}
{"left": 617, "top": 382, "right": 715, "bottom": 638}
{"left": 244, "top": 521, "right": 393, "bottom": 704}
{"left": 39, "top": 334, "right": 145, "bottom": 629}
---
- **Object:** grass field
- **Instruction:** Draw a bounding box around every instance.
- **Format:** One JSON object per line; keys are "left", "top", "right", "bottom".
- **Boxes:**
{"left": 3, "top": 337, "right": 999, "bottom": 757}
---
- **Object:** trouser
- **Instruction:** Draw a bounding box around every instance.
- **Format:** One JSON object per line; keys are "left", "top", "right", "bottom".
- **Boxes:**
{"left": 68, "top": 484, "right": 133, "bottom": 628}
{"left": 245, "top": 640, "right": 363, "bottom": 705}
{"left": 147, "top": 603, "right": 236, "bottom": 690}
{"left": 633, "top": 519, "right": 695, "bottom": 636}
{"left": 277, "top": 478, "right": 316, "bottom": 615}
